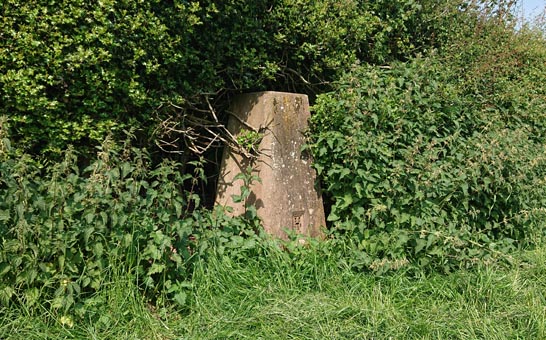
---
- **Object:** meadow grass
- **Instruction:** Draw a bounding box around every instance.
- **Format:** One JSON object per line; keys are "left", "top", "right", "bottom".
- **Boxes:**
{"left": 2, "top": 243, "right": 546, "bottom": 339}
{"left": 174, "top": 245, "right": 546, "bottom": 339}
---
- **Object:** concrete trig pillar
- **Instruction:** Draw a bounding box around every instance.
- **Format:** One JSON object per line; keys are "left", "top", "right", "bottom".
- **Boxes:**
{"left": 216, "top": 91, "right": 326, "bottom": 239}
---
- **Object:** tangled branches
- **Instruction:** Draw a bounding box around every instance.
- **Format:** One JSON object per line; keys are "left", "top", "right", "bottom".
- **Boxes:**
{"left": 153, "top": 96, "right": 261, "bottom": 159}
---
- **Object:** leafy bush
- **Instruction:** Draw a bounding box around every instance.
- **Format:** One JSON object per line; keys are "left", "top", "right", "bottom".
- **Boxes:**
{"left": 309, "top": 53, "right": 546, "bottom": 272}
{"left": 0, "top": 0, "right": 198, "bottom": 156}
{"left": 1, "top": 3, "right": 544, "bottom": 312}
{"left": 0, "top": 121, "right": 262, "bottom": 313}
{"left": 0, "top": 0, "right": 458, "bottom": 160}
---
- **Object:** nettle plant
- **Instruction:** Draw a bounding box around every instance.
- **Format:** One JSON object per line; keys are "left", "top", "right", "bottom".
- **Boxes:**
{"left": 309, "top": 57, "right": 546, "bottom": 273}
{"left": 0, "top": 123, "right": 262, "bottom": 314}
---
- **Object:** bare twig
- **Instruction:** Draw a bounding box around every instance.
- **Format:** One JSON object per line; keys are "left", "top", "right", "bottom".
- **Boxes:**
{"left": 226, "top": 111, "right": 261, "bottom": 133}
{"left": 153, "top": 101, "right": 262, "bottom": 159}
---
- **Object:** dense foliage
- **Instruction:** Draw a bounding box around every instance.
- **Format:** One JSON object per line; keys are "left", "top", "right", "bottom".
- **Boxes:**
{"left": 310, "top": 18, "right": 546, "bottom": 272}
{"left": 0, "top": 0, "right": 545, "bottom": 320}
{"left": 1, "top": 0, "right": 459, "bottom": 159}
{"left": 0, "top": 121, "right": 263, "bottom": 313}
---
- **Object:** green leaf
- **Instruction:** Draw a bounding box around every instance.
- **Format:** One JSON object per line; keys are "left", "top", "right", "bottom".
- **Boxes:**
{"left": 327, "top": 212, "right": 340, "bottom": 222}
{"left": 231, "top": 194, "right": 243, "bottom": 204}
{"left": 339, "top": 168, "right": 351, "bottom": 180}
{"left": 0, "top": 210, "right": 9, "bottom": 222}
{"left": 0, "top": 263, "right": 11, "bottom": 277}
{"left": 173, "top": 292, "right": 187, "bottom": 307}
{"left": 148, "top": 263, "right": 166, "bottom": 275}
{"left": 415, "top": 238, "right": 427, "bottom": 254}
{"left": 93, "top": 243, "right": 104, "bottom": 257}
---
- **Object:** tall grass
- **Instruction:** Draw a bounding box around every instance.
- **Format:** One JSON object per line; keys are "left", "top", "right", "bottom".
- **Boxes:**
{"left": 0, "top": 256, "right": 167, "bottom": 340}
{"left": 2, "top": 240, "right": 546, "bottom": 339}
{"left": 174, "top": 243, "right": 546, "bottom": 339}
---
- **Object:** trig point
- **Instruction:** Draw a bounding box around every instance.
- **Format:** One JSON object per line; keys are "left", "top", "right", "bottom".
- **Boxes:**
{"left": 216, "top": 91, "right": 326, "bottom": 239}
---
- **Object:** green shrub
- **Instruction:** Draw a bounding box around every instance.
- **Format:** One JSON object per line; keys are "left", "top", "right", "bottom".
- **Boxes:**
{"left": 0, "top": 0, "right": 459, "bottom": 160}
{"left": 0, "top": 121, "right": 262, "bottom": 313}
{"left": 309, "top": 54, "right": 546, "bottom": 272}
{"left": 0, "top": 0, "right": 197, "bottom": 156}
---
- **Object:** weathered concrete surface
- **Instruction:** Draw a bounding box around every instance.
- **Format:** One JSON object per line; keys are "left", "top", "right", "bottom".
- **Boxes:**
{"left": 216, "top": 91, "right": 326, "bottom": 239}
